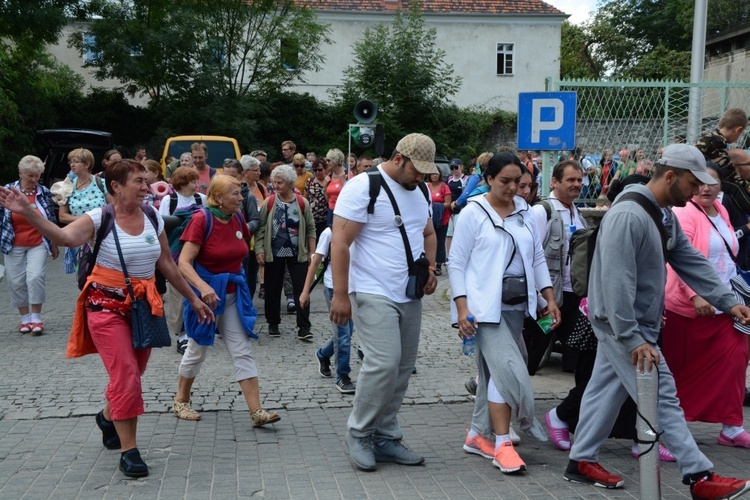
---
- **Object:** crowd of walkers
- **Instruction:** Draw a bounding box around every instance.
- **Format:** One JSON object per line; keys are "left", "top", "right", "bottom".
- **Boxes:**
{"left": 3, "top": 118, "right": 750, "bottom": 499}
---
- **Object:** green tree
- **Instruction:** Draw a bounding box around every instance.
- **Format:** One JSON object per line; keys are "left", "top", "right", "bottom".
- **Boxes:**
{"left": 0, "top": 0, "right": 85, "bottom": 177}
{"left": 332, "top": 1, "right": 461, "bottom": 141}
{"left": 559, "top": 21, "right": 603, "bottom": 80}
{"left": 71, "top": 0, "right": 330, "bottom": 104}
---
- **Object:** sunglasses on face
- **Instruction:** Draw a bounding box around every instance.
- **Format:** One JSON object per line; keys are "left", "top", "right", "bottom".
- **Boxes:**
{"left": 450, "top": 166, "right": 460, "bottom": 170}
{"left": 294, "top": 164, "right": 305, "bottom": 168}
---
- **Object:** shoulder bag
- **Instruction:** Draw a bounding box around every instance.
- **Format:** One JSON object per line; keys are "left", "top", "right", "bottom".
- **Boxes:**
{"left": 112, "top": 221, "right": 172, "bottom": 349}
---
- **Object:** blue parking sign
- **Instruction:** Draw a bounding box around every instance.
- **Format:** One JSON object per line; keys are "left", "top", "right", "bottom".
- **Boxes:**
{"left": 517, "top": 92, "right": 577, "bottom": 150}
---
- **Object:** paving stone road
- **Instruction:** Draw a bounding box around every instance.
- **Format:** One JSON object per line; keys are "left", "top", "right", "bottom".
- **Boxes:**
{"left": 1, "top": 256, "right": 749, "bottom": 499}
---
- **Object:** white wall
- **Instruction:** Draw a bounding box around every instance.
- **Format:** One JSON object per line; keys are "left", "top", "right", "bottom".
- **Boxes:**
{"left": 46, "top": 23, "right": 149, "bottom": 106}
{"left": 290, "top": 13, "right": 565, "bottom": 112}
{"left": 706, "top": 49, "right": 750, "bottom": 83}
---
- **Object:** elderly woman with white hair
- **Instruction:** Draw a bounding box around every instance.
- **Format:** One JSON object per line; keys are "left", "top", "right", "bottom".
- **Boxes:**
{"left": 0, "top": 155, "right": 59, "bottom": 334}
{"left": 255, "top": 164, "right": 316, "bottom": 341}
{"left": 324, "top": 148, "right": 347, "bottom": 227}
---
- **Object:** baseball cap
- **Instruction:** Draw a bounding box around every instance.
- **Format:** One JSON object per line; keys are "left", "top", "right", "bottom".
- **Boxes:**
{"left": 450, "top": 158, "right": 463, "bottom": 166}
{"left": 656, "top": 144, "right": 716, "bottom": 185}
{"left": 395, "top": 133, "right": 438, "bottom": 174}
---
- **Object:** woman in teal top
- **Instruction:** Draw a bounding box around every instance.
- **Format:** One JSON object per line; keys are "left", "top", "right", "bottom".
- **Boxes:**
{"left": 60, "top": 148, "right": 110, "bottom": 273}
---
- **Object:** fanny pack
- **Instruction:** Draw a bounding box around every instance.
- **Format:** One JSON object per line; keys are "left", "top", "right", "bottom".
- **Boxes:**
{"left": 379, "top": 178, "right": 430, "bottom": 300}
{"left": 502, "top": 275, "right": 528, "bottom": 305}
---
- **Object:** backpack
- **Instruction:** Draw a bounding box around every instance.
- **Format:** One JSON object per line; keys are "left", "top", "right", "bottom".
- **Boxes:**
{"left": 168, "top": 192, "right": 202, "bottom": 215}
{"left": 569, "top": 191, "right": 669, "bottom": 297}
{"left": 167, "top": 206, "right": 243, "bottom": 263}
{"left": 266, "top": 193, "right": 306, "bottom": 212}
{"left": 365, "top": 166, "right": 430, "bottom": 215}
{"left": 76, "top": 204, "right": 159, "bottom": 290}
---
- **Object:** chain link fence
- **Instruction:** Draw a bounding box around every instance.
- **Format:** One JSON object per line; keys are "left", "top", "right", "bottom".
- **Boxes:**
{"left": 549, "top": 79, "right": 750, "bottom": 201}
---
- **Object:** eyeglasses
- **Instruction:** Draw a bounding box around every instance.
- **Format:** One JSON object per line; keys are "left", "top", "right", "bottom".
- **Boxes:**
{"left": 450, "top": 166, "right": 460, "bottom": 170}
{"left": 314, "top": 168, "right": 325, "bottom": 172}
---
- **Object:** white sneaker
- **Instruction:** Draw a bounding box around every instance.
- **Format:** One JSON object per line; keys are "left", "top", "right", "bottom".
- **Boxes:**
{"left": 509, "top": 426, "right": 521, "bottom": 445}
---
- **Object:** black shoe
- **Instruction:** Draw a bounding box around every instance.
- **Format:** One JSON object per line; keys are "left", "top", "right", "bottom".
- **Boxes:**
{"left": 96, "top": 411, "right": 121, "bottom": 450}
{"left": 298, "top": 328, "right": 313, "bottom": 342}
{"left": 287, "top": 300, "right": 296, "bottom": 313}
{"left": 176, "top": 338, "right": 188, "bottom": 355}
{"left": 336, "top": 376, "right": 356, "bottom": 394}
{"left": 119, "top": 448, "right": 149, "bottom": 478}
{"left": 412, "top": 366, "right": 417, "bottom": 374}
{"left": 268, "top": 324, "right": 280, "bottom": 337}
{"left": 744, "top": 389, "right": 750, "bottom": 407}
{"left": 316, "top": 352, "right": 332, "bottom": 377}
{"left": 357, "top": 347, "right": 364, "bottom": 360}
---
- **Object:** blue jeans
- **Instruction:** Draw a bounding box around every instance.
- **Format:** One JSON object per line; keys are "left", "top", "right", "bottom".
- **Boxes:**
{"left": 319, "top": 287, "right": 353, "bottom": 380}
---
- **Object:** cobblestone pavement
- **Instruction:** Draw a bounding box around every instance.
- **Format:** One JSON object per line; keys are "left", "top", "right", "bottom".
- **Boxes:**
{"left": 1, "top": 258, "right": 749, "bottom": 498}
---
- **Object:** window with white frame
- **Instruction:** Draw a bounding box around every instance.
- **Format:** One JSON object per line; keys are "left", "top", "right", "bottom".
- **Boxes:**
{"left": 496, "top": 43, "right": 514, "bottom": 76}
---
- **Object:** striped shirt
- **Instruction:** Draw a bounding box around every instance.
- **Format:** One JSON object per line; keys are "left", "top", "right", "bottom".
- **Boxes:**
{"left": 87, "top": 207, "right": 165, "bottom": 278}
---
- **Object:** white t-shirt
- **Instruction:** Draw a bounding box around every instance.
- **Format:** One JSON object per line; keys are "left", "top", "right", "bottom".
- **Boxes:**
{"left": 314, "top": 227, "right": 334, "bottom": 290}
{"left": 334, "top": 165, "right": 431, "bottom": 303}
{"left": 707, "top": 214, "right": 737, "bottom": 315}
{"left": 87, "top": 207, "right": 165, "bottom": 278}
{"left": 159, "top": 192, "right": 207, "bottom": 216}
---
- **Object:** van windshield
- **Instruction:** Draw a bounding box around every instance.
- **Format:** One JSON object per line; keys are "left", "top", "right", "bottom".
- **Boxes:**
{"left": 167, "top": 140, "right": 237, "bottom": 167}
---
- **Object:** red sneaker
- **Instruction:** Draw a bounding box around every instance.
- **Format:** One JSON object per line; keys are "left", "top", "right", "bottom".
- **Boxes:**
{"left": 463, "top": 431, "right": 494, "bottom": 459}
{"left": 689, "top": 473, "right": 750, "bottom": 500}
{"left": 564, "top": 460, "right": 624, "bottom": 489}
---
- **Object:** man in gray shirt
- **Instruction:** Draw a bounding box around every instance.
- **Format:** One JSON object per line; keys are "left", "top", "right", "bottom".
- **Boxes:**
{"left": 563, "top": 144, "right": 750, "bottom": 500}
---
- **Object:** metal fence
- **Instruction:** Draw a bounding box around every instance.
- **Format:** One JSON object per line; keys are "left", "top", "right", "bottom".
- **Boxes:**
{"left": 546, "top": 78, "right": 750, "bottom": 200}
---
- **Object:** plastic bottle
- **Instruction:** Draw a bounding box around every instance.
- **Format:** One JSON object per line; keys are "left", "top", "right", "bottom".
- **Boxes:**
{"left": 462, "top": 315, "right": 476, "bottom": 356}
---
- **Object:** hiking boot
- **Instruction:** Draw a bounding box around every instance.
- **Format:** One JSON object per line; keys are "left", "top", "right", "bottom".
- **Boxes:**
{"left": 297, "top": 327, "right": 313, "bottom": 342}
{"left": 373, "top": 439, "right": 425, "bottom": 465}
{"left": 463, "top": 431, "right": 494, "bottom": 459}
{"left": 335, "top": 376, "right": 356, "bottom": 394}
{"left": 689, "top": 472, "right": 750, "bottom": 500}
{"left": 346, "top": 433, "right": 376, "bottom": 471}
{"left": 268, "top": 324, "right": 280, "bottom": 337}
{"left": 564, "top": 460, "right": 624, "bottom": 489}
{"left": 492, "top": 441, "right": 526, "bottom": 473}
{"left": 315, "top": 352, "right": 331, "bottom": 377}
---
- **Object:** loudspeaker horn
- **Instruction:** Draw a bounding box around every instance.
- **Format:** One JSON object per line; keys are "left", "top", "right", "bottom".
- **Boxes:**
{"left": 353, "top": 100, "right": 378, "bottom": 124}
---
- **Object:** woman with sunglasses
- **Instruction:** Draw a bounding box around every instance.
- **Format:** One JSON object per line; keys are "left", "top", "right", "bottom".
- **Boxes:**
{"left": 306, "top": 158, "right": 329, "bottom": 241}
{"left": 293, "top": 154, "right": 313, "bottom": 197}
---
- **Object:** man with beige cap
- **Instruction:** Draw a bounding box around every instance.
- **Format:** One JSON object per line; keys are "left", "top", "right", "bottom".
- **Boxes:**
{"left": 330, "top": 133, "right": 438, "bottom": 471}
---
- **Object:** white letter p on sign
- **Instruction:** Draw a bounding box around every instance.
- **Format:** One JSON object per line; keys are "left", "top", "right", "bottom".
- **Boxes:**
{"left": 531, "top": 99, "right": 564, "bottom": 142}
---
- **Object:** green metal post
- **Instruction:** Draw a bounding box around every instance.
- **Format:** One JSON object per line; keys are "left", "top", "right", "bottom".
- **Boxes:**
{"left": 663, "top": 85, "right": 670, "bottom": 147}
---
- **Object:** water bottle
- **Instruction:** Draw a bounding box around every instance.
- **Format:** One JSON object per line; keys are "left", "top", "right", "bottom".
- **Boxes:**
{"left": 462, "top": 315, "right": 476, "bottom": 356}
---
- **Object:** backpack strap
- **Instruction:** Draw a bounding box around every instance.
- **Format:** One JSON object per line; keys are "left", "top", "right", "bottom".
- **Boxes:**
{"left": 90, "top": 204, "right": 116, "bottom": 264}
{"left": 209, "top": 167, "right": 217, "bottom": 178}
{"left": 366, "top": 166, "right": 381, "bottom": 214}
{"left": 616, "top": 191, "right": 669, "bottom": 258}
{"left": 94, "top": 176, "right": 106, "bottom": 196}
{"left": 199, "top": 207, "right": 215, "bottom": 244}
{"left": 141, "top": 204, "right": 160, "bottom": 233}
{"left": 266, "top": 193, "right": 305, "bottom": 211}
{"left": 540, "top": 199, "right": 552, "bottom": 220}
{"left": 296, "top": 194, "right": 306, "bottom": 211}
{"left": 193, "top": 193, "right": 202, "bottom": 206}
{"left": 169, "top": 192, "right": 178, "bottom": 214}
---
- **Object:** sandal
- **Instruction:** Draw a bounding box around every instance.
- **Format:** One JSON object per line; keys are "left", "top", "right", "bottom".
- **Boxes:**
{"left": 252, "top": 408, "right": 281, "bottom": 428}
{"left": 172, "top": 400, "right": 201, "bottom": 420}
{"left": 96, "top": 411, "right": 121, "bottom": 450}
{"left": 18, "top": 323, "right": 31, "bottom": 334}
{"left": 434, "top": 267, "right": 442, "bottom": 276}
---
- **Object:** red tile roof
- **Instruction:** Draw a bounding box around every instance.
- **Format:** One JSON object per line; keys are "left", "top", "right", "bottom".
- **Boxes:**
{"left": 306, "top": 0, "right": 566, "bottom": 15}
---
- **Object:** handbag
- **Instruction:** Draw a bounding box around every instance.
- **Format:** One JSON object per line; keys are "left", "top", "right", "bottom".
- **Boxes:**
{"left": 502, "top": 275, "right": 528, "bottom": 305}
{"left": 690, "top": 201, "right": 750, "bottom": 335}
{"left": 379, "top": 179, "right": 430, "bottom": 300}
{"left": 112, "top": 223, "right": 171, "bottom": 349}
